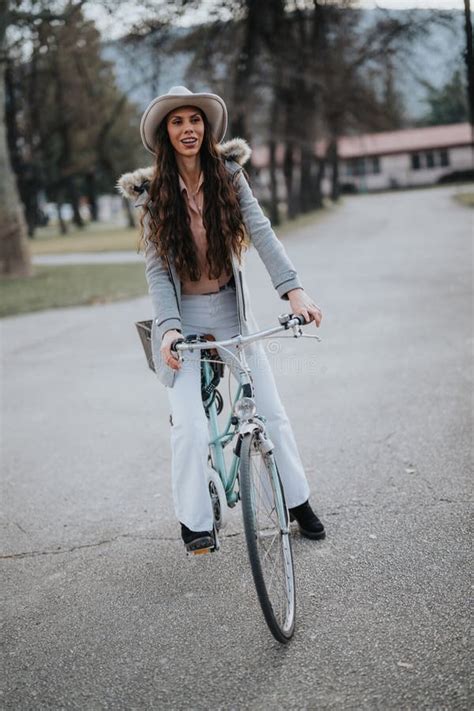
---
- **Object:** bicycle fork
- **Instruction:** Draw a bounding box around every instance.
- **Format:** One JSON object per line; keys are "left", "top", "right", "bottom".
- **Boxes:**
{"left": 240, "top": 424, "right": 290, "bottom": 536}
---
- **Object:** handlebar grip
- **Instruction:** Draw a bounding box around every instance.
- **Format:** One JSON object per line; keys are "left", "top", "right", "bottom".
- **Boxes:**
{"left": 170, "top": 337, "right": 185, "bottom": 353}
{"left": 290, "top": 313, "right": 308, "bottom": 325}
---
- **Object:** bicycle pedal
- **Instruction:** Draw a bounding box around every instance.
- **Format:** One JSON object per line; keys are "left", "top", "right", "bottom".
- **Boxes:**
{"left": 185, "top": 535, "right": 218, "bottom": 556}
{"left": 187, "top": 541, "right": 219, "bottom": 556}
{"left": 190, "top": 546, "right": 213, "bottom": 556}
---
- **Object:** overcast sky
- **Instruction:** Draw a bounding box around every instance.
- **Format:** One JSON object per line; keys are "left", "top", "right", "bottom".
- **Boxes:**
{"left": 85, "top": 0, "right": 464, "bottom": 41}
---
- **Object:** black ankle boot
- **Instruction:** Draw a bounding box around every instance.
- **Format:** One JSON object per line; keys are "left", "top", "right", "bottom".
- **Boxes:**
{"left": 288, "top": 500, "right": 326, "bottom": 540}
{"left": 180, "top": 523, "right": 215, "bottom": 553}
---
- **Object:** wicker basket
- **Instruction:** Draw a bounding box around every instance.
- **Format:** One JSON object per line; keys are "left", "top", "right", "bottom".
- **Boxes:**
{"left": 135, "top": 320, "right": 155, "bottom": 372}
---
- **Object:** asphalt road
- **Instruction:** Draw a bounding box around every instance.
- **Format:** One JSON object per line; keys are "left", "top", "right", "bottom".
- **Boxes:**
{"left": 2, "top": 185, "right": 472, "bottom": 710}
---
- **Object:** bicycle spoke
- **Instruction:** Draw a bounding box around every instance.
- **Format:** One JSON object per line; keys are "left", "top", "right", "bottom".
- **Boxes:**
{"left": 251, "top": 455, "right": 280, "bottom": 530}
{"left": 268, "top": 552, "right": 289, "bottom": 625}
{"left": 265, "top": 544, "right": 282, "bottom": 597}
{"left": 260, "top": 530, "right": 279, "bottom": 563}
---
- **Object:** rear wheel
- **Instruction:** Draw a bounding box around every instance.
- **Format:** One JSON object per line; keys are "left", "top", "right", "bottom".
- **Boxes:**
{"left": 239, "top": 430, "right": 296, "bottom": 643}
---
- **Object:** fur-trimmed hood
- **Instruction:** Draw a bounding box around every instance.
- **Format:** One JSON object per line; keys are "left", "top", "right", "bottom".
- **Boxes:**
{"left": 116, "top": 137, "right": 251, "bottom": 201}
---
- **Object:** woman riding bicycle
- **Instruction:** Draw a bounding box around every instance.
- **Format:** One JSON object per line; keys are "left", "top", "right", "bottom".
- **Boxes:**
{"left": 118, "top": 86, "right": 325, "bottom": 553}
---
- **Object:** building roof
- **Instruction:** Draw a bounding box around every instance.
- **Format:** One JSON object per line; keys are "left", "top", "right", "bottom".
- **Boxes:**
{"left": 333, "top": 123, "right": 473, "bottom": 159}
{"left": 251, "top": 123, "right": 473, "bottom": 167}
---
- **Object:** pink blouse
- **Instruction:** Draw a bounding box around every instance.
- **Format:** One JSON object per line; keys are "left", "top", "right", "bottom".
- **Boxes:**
{"left": 178, "top": 171, "right": 233, "bottom": 295}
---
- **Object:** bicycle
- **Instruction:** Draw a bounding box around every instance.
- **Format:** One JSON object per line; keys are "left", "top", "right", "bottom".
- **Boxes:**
{"left": 168, "top": 312, "right": 321, "bottom": 643}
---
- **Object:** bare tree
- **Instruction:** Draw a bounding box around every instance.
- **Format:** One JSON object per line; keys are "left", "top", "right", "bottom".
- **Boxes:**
{"left": 464, "top": 0, "right": 474, "bottom": 156}
{"left": 0, "top": 15, "right": 30, "bottom": 275}
{"left": 1, "top": 0, "right": 144, "bottom": 272}
{"left": 0, "top": 0, "right": 87, "bottom": 274}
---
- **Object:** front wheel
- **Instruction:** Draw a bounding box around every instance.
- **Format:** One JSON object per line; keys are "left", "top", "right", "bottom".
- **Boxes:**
{"left": 239, "top": 430, "right": 296, "bottom": 643}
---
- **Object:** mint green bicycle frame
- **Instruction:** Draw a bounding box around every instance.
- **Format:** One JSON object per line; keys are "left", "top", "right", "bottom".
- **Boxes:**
{"left": 202, "top": 357, "right": 244, "bottom": 507}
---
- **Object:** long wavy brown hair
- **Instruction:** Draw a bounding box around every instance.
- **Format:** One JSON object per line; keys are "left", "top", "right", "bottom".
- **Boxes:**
{"left": 139, "top": 108, "right": 249, "bottom": 281}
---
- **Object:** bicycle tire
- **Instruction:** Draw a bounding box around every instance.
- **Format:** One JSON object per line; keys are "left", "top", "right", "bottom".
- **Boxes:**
{"left": 239, "top": 430, "right": 296, "bottom": 643}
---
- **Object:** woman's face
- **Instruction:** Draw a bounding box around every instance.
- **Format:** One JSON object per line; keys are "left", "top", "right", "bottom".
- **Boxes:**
{"left": 166, "top": 105, "right": 205, "bottom": 158}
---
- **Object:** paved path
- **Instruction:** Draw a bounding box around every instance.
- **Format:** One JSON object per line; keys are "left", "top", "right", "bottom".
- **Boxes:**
{"left": 2, "top": 186, "right": 472, "bottom": 709}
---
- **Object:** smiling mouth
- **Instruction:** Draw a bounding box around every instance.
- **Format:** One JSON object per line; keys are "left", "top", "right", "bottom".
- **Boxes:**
{"left": 181, "top": 138, "right": 198, "bottom": 146}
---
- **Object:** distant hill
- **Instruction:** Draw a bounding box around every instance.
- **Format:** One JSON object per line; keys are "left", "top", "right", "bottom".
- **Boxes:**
{"left": 103, "top": 9, "right": 467, "bottom": 125}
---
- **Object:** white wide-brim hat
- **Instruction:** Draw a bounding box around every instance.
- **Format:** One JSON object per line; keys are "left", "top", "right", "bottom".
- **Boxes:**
{"left": 140, "top": 85, "right": 228, "bottom": 154}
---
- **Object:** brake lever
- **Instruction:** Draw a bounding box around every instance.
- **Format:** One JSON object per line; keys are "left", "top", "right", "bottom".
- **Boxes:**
{"left": 301, "top": 333, "right": 322, "bottom": 341}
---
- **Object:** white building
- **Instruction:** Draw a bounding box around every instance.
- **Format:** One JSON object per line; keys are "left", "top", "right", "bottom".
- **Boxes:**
{"left": 333, "top": 123, "right": 473, "bottom": 192}
{"left": 252, "top": 123, "right": 473, "bottom": 196}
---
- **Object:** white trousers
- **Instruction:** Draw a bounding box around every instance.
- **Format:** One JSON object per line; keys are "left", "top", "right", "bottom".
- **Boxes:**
{"left": 166, "top": 284, "right": 310, "bottom": 531}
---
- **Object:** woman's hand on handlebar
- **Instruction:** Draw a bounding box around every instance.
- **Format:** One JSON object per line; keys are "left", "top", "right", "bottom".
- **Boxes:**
{"left": 160, "top": 329, "right": 183, "bottom": 370}
{"left": 287, "top": 288, "right": 322, "bottom": 327}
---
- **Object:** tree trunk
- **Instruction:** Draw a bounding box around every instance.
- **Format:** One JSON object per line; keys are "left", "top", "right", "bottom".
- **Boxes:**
{"left": 299, "top": 144, "right": 313, "bottom": 213}
{"left": 84, "top": 172, "right": 98, "bottom": 221}
{"left": 4, "top": 59, "right": 39, "bottom": 238}
{"left": 311, "top": 156, "right": 325, "bottom": 210}
{"left": 328, "top": 138, "right": 340, "bottom": 202}
{"left": 464, "top": 0, "right": 474, "bottom": 158}
{"left": 66, "top": 175, "right": 84, "bottom": 228}
{"left": 268, "top": 139, "right": 280, "bottom": 225}
{"left": 122, "top": 197, "right": 135, "bottom": 228}
{"left": 229, "top": 0, "right": 259, "bottom": 139}
{"left": 22, "top": 168, "right": 40, "bottom": 238}
{"left": 57, "top": 201, "right": 68, "bottom": 235}
{"left": 0, "top": 31, "right": 32, "bottom": 275}
{"left": 283, "top": 142, "right": 296, "bottom": 220}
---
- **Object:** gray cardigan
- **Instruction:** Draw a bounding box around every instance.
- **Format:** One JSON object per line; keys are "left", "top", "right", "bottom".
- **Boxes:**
{"left": 117, "top": 139, "right": 304, "bottom": 387}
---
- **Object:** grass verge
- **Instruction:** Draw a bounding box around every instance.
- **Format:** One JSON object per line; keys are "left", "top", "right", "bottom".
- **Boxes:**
{"left": 0, "top": 263, "right": 147, "bottom": 318}
{"left": 453, "top": 191, "right": 474, "bottom": 208}
{"left": 30, "top": 225, "right": 140, "bottom": 255}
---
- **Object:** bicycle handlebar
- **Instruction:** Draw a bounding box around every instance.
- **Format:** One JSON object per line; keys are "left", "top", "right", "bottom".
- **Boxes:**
{"left": 170, "top": 313, "right": 311, "bottom": 354}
